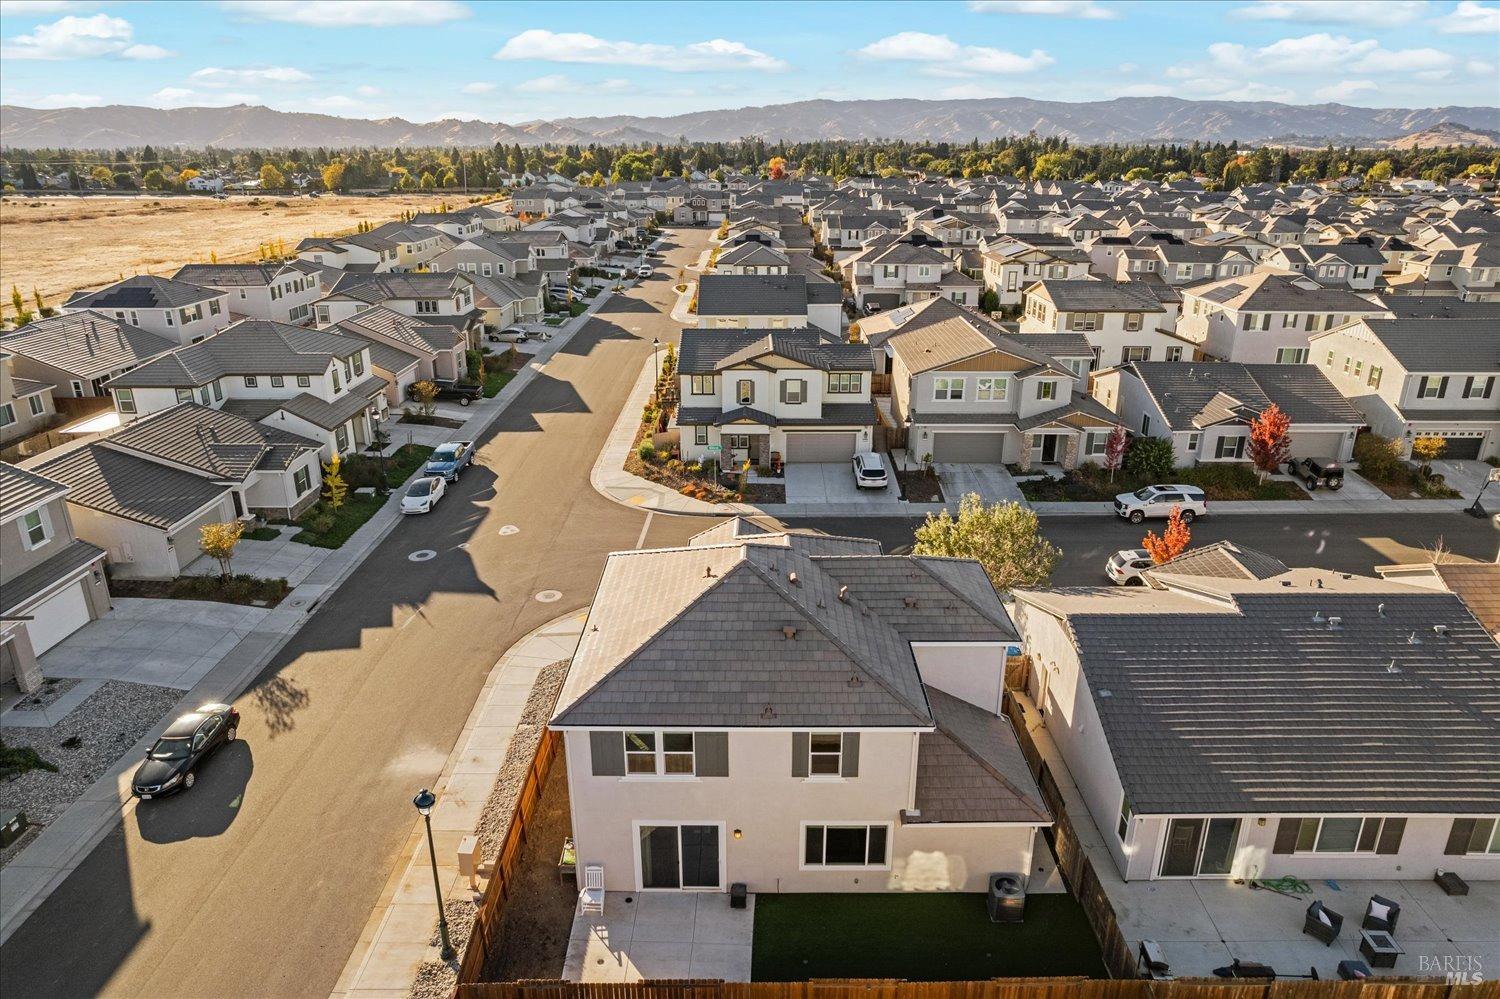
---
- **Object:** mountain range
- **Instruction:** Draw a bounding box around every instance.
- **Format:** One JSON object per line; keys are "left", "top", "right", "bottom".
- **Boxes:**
{"left": 3, "top": 97, "right": 1498, "bottom": 150}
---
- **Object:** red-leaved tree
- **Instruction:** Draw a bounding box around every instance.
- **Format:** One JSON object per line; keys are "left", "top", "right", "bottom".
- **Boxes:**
{"left": 767, "top": 156, "right": 788, "bottom": 181}
{"left": 1142, "top": 506, "right": 1192, "bottom": 564}
{"left": 1103, "top": 425, "right": 1128, "bottom": 481}
{"left": 1247, "top": 403, "right": 1292, "bottom": 476}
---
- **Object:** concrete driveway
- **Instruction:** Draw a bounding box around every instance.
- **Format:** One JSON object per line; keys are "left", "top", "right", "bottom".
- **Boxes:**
{"left": 938, "top": 463, "right": 1025, "bottom": 504}
{"left": 785, "top": 462, "right": 894, "bottom": 505}
{"left": 1430, "top": 459, "right": 1495, "bottom": 499}
{"left": 1275, "top": 468, "right": 1388, "bottom": 502}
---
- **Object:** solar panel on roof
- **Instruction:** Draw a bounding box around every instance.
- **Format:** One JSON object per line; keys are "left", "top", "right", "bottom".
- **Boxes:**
{"left": 94, "top": 287, "right": 160, "bottom": 307}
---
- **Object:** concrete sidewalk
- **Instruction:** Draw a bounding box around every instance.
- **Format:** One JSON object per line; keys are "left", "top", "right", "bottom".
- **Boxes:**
{"left": 1028, "top": 498, "right": 1471, "bottom": 517}
{"left": 330, "top": 610, "right": 587, "bottom": 999}
{"left": 0, "top": 290, "right": 610, "bottom": 947}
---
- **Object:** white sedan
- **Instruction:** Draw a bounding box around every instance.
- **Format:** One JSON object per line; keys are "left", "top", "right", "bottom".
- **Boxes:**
{"left": 401, "top": 475, "right": 446, "bottom": 515}
{"left": 1105, "top": 548, "right": 1155, "bottom": 585}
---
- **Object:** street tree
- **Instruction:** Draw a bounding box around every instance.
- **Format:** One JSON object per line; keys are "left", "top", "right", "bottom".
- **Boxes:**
{"left": 322, "top": 453, "right": 348, "bottom": 510}
{"left": 1247, "top": 403, "right": 1292, "bottom": 476}
{"left": 1142, "top": 506, "right": 1191, "bottom": 565}
{"left": 913, "top": 494, "right": 1060, "bottom": 592}
{"left": 1103, "top": 425, "right": 1128, "bottom": 481}
{"left": 199, "top": 521, "right": 244, "bottom": 581}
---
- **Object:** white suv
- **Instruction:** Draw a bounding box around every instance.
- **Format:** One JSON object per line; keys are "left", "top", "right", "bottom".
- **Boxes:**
{"left": 852, "top": 451, "right": 889, "bottom": 489}
{"left": 1113, "top": 484, "right": 1207, "bottom": 524}
{"left": 1106, "top": 548, "right": 1155, "bottom": 585}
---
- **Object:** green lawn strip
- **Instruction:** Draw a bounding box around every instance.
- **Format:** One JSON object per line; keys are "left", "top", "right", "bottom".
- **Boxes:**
{"left": 244, "top": 526, "right": 281, "bottom": 541}
{"left": 1018, "top": 463, "right": 1305, "bottom": 503}
{"left": 290, "top": 444, "right": 434, "bottom": 548}
{"left": 752, "top": 892, "right": 1108, "bottom": 982}
{"left": 482, "top": 368, "right": 516, "bottom": 399}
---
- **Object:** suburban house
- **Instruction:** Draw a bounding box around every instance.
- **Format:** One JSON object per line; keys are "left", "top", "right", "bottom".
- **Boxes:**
{"left": 173, "top": 261, "right": 324, "bottom": 325}
{"left": 313, "top": 271, "right": 480, "bottom": 352}
{"left": 1090, "top": 361, "right": 1364, "bottom": 466}
{"left": 1308, "top": 317, "right": 1499, "bottom": 460}
{"left": 843, "top": 237, "right": 981, "bottom": 310}
{"left": 695, "top": 274, "right": 843, "bottom": 338}
{"left": 1020, "top": 279, "right": 1187, "bottom": 370}
{"left": 714, "top": 242, "right": 791, "bottom": 275}
{"left": 675, "top": 328, "right": 876, "bottom": 466}
{"left": 104, "top": 320, "right": 389, "bottom": 459}
{"left": 32, "top": 403, "right": 322, "bottom": 579}
{"left": 981, "top": 239, "right": 1091, "bottom": 306}
{"left": 1, "top": 351, "right": 58, "bottom": 447}
{"left": 0, "top": 311, "right": 181, "bottom": 400}
{"left": 429, "top": 233, "right": 534, "bottom": 279}
{"left": 1393, "top": 242, "right": 1500, "bottom": 301}
{"left": 331, "top": 306, "right": 469, "bottom": 393}
{"left": 1012, "top": 559, "right": 1500, "bottom": 883}
{"left": 880, "top": 297, "right": 1120, "bottom": 468}
{"left": 1175, "top": 272, "right": 1386, "bottom": 364}
{"left": 467, "top": 273, "right": 545, "bottom": 331}
{"left": 552, "top": 518, "right": 1051, "bottom": 894}
{"left": 0, "top": 462, "right": 110, "bottom": 693}
{"left": 62, "top": 275, "right": 232, "bottom": 346}
{"left": 1265, "top": 243, "right": 1384, "bottom": 291}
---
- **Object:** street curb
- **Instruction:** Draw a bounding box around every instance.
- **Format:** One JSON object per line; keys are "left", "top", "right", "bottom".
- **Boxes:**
{"left": 0, "top": 293, "right": 608, "bottom": 947}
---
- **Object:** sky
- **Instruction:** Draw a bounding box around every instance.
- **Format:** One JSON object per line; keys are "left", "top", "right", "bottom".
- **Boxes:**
{"left": 1, "top": 0, "right": 1497, "bottom": 123}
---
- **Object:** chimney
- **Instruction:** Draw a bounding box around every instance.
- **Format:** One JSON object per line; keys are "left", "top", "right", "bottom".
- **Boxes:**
{"left": 782, "top": 626, "right": 797, "bottom": 640}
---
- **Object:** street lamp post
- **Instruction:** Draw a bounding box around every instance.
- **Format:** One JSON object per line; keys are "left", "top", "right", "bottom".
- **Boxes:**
{"left": 1466, "top": 466, "right": 1500, "bottom": 519}
{"left": 413, "top": 788, "right": 456, "bottom": 961}
{"left": 652, "top": 337, "right": 661, "bottom": 405}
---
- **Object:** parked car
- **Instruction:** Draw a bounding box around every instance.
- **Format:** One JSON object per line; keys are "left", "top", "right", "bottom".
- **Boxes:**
{"left": 424, "top": 441, "right": 474, "bottom": 481}
{"left": 401, "top": 475, "right": 447, "bottom": 514}
{"left": 852, "top": 451, "right": 889, "bottom": 489}
{"left": 132, "top": 703, "right": 239, "bottom": 799}
{"left": 408, "top": 378, "right": 482, "bottom": 407}
{"left": 1285, "top": 456, "right": 1344, "bottom": 491}
{"left": 1114, "top": 484, "right": 1208, "bottom": 524}
{"left": 486, "top": 326, "right": 530, "bottom": 343}
{"left": 524, "top": 329, "right": 553, "bottom": 342}
{"left": 1106, "top": 548, "right": 1155, "bottom": 585}
{"left": 638, "top": 266, "right": 654, "bottom": 278}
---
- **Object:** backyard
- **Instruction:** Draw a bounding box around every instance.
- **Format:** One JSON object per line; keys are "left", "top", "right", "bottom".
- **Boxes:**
{"left": 751, "top": 892, "right": 1109, "bottom": 982}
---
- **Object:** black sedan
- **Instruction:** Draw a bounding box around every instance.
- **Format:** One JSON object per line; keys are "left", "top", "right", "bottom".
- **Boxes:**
{"left": 132, "top": 703, "right": 239, "bottom": 798}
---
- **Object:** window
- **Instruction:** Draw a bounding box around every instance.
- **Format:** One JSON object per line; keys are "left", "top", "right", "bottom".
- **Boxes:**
{"left": 1354, "top": 360, "right": 1363, "bottom": 378}
{"left": 332, "top": 367, "right": 343, "bottom": 392}
{"left": 176, "top": 388, "right": 193, "bottom": 404}
{"left": 1165, "top": 346, "right": 1183, "bottom": 362}
{"left": 27, "top": 394, "right": 45, "bottom": 417}
{"left": 335, "top": 425, "right": 349, "bottom": 451}
{"left": 1418, "top": 376, "right": 1446, "bottom": 399}
{"left": 297, "top": 375, "right": 311, "bottom": 388}
{"left": 199, "top": 386, "right": 212, "bottom": 405}
{"left": 1290, "top": 817, "right": 1405, "bottom": 854}
{"left": 976, "top": 377, "right": 1007, "bottom": 401}
{"left": 416, "top": 300, "right": 439, "bottom": 314}
{"left": 1215, "top": 436, "right": 1246, "bottom": 459}
{"left": 780, "top": 379, "right": 806, "bottom": 405}
{"left": 271, "top": 375, "right": 285, "bottom": 388}
{"left": 808, "top": 733, "right": 843, "bottom": 776}
{"left": 1141, "top": 414, "right": 1151, "bottom": 435}
{"left": 212, "top": 380, "right": 224, "bottom": 401}
{"left": 694, "top": 425, "right": 709, "bottom": 445}
{"left": 625, "top": 732, "right": 656, "bottom": 774}
{"left": 1123, "top": 347, "right": 1150, "bottom": 363}
{"left": 0, "top": 403, "right": 13, "bottom": 428}
{"left": 1117, "top": 796, "right": 1133, "bottom": 841}
{"left": 115, "top": 388, "right": 137, "bottom": 414}
{"left": 1275, "top": 348, "right": 1308, "bottom": 364}
{"left": 1368, "top": 366, "right": 1382, "bottom": 388}
{"left": 1187, "top": 432, "right": 1201, "bottom": 451}
{"left": 1086, "top": 432, "right": 1108, "bottom": 457}
{"left": 1036, "top": 380, "right": 1057, "bottom": 401}
{"left": 209, "top": 299, "right": 221, "bottom": 316}
{"left": 1325, "top": 349, "right": 1335, "bottom": 367}
{"left": 623, "top": 731, "right": 695, "bottom": 776}
{"left": 1124, "top": 313, "right": 1143, "bottom": 332}
{"left": 1068, "top": 312, "right": 1100, "bottom": 331}
{"left": 293, "top": 466, "right": 312, "bottom": 495}
{"left": 1450, "top": 818, "right": 1500, "bottom": 856}
{"left": 1464, "top": 375, "right": 1495, "bottom": 399}
{"left": 165, "top": 310, "right": 174, "bottom": 327}
{"left": 343, "top": 361, "right": 354, "bottom": 380}
{"left": 20, "top": 509, "right": 50, "bottom": 549}
{"left": 70, "top": 380, "right": 85, "bottom": 397}
{"left": 934, "top": 377, "right": 964, "bottom": 401}
{"left": 353, "top": 354, "right": 364, "bottom": 377}
{"left": 244, "top": 376, "right": 259, "bottom": 388}
{"left": 736, "top": 379, "right": 754, "bottom": 406}
{"left": 689, "top": 375, "right": 715, "bottom": 395}
{"left": 803, "top": 824, "right": 889, "bottom": 868}
{"left": 828, "top": 372, "right": 861, "bottom": 394}
{"left": 1343, "top": 356, "right": 1352, "bottom": 373}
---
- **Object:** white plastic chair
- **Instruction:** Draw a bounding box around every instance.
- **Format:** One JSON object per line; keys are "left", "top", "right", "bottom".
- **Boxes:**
{"left": 579, "top": 864, "right": 605, "bottom": 915}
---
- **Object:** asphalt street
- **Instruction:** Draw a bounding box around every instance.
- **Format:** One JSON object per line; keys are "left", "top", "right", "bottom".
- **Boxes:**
{"left": 0, "top": 230, "right": 713, "bottom": 999}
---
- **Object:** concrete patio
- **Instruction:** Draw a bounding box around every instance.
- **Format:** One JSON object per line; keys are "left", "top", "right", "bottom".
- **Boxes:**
{"left": 563, "top": 892, "right": 754, "bottom": 983}
{"left": 182, "top": 526, "right": 329, "bottom": 586}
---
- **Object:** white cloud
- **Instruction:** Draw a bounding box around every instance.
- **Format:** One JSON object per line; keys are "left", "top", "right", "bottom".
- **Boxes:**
{"left": 857, "top": 32, "right": 1053, "bottom": 75}
{"left": 967, "top": 0, "right": 1118, "bottom": 18}
{"left": 0, "top": 1, "right": 87, "bottom": 13}
{"left": 1, "top": 13, "right": 172, "bottom": 60}
{"left": 515, "top": 74, "right": 634, "bottom": 95}
{"left": 1439, "top": 0, "right": 1500, "bottom": 33}
{"left": 189, "top": 65, "right": 312, "bottom": 86}
{"left": 1117, "top": 62, "right": 1139, "bottom": 73}
{"left": 461, "top": 81, "right": 496, "bottom": 94}
{"left": 306, "top": 95, "right": 361, "bottom": 110}
{"left": 1165, "top": 75, "right": 1299, "bottom": 102}
{"left": 1467, "top": 59, "right": 1496, "bottom": 75}
{"left": 355, "top": 85, "right": 381, "bottom": 97}
{"left": 150, "top": 87, "right": 259, "bottom": 107}
{"left": 153, "top": 87, "right": 193, "bottom": 100}
{"left": 35, "top": 91, "right": 102, "bottom": 107}
{"left": 938, "top": 83, "right": 1013, "bottom": 100}
{"left": 219, "top": 1, "right": 470, "bottom": 27}
{"left": 1233, "top": 1, "right": 1427, "bottom": 27}
{"left": 1186, "top": 33, "right": 1457, "bottom": 80}
{"left": 494, "top": 29, "right": 787, "bottom": 72}
{"left": 1315, "top": 79, "right": 1379, "bottom": 100}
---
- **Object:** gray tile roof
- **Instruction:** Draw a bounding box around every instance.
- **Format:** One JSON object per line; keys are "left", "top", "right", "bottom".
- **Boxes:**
{"left": 253, "top": 375, "right": 387, "bottom": 431}
{"left": 0, "top": 462, "right": 67, "bottom": 521}
{"left": 1351, "top": 318, "right": 1500, "bottom": 372}
{"left": 0, "top": 311, "right": 177, "bottom": 379}
{"left": 325, "top": 271, "right": 472, "bottom": 304}
{"left": 1150, "top": 541, "right": 1289, "bottom": 582}
{"left": 1378, "top": 296, "right": 1500, "bottom": 320}
{"left": 107, "top": 320, "right": 365, "bottom": 389}
{"left": 1126, "top": 361, "right": 1364, "bottom": 430}
{"left": 676, "top": 403, "right": 876, "bottom": 428}
{"left": 1187, "top": 271, "right": 1383, "bottom": 313}
{"left": 36, "top": 444, "right": 227, "bottom": 528}
{"left": 679, "top": 329, "right": 870, "bottom": 374}
{"left": 696, "top": 274, "right": 813, "bottom": 316}
{"left": 1029, "top": 586, "right": 1500, "bottom": 813}
{"left": 911, "top": 687, "right": 1050, "bottom": 824}
{"left": 172, "top": 262, "right": 302, "bottom": 288}
{"left": 65, "top": 275, "right": 222, "bottom": 311}
{"left": 0, "top": 539, "right": 106, "bottom": 613}
{"left": 104, "top": 403, "right": 317, "bottom": 481}
{"left": 1031, "top": 279, "right": 1166, "bottom": 313}
{"left": 333, "top": 307, "right": 460, "bottom": 355}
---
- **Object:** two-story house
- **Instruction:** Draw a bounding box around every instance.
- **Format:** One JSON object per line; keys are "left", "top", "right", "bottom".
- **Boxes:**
{"left": 63, "top": 275, "right": 231, "bottom": 347}
{"left": 1, "top": 351, "right": 58, "bottom": 448}
{"left": 675, "top": 329, "right": 876, "bottom": 466}
{"left": 1090, "top": 361, "right": 1364, "bottom": 467}
{"left": 554, "top": 517, "right": 1050, "bottom": 895}
{"left": 1020, "top": 279, "right": 1187, "bottom": 370}
{"left": 1176, "top": 272, "right": 1387, "bottom": 364}
{"left": 1265, "top": 243, "right": 1384, "bottom": 291}
{"left": 331, "top": 306, "right": 469, "bottom": 391}
{"left": 0, "top": 311, "right": 178, "bottom": 404}
{"left": 314, "top": 272, "right": 480, "bottom": 355}
{"left": 104, "top": 320, "right": 389, "bottom": 458}
{"left": 696, "top": 274, "right": 843, "bottom": 338}
{"left": 0, "top": 462, "right": 110, "bottom": 692}
{"left": 1308, "top": 317, "right": 1498, "bottom": 460}
{"left": 981, "top": 238, "right": 1091, "bottom": 305}
{"left": 714, "top": 242, "right": 791, "bottom": 275}
{"left": 173, "top": 261, "right": 324, "bottom": 325}
{"left": 844, "top": 238, "right": 980, "bottom": 311}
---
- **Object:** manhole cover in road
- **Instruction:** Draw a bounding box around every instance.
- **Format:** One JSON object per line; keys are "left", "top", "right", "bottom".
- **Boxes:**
{"left": 535, "top": 590, "right": 562, "bottom": 603}
{"left": 499, "top": 525, "right": 520, "bottom": 536}
{"left": 408, "top": 549, "right": 437, "bottom": 562}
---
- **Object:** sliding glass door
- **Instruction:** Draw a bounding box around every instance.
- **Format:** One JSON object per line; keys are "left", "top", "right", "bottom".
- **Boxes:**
{"left": 1159, "top": 818, "right": 1241, "bottom": 877}
{"left": 638, "top": 824, "right": 721, "bottom": 890}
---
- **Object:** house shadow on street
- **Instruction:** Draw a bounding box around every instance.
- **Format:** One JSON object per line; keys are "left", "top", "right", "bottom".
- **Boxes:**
{"left": 134, "top": 740, "right": 254, "bottom": 844}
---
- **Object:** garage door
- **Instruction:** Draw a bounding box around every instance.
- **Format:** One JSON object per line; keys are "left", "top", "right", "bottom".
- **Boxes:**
{"left": 933, "top": 432, "right": 1006, "bottom": 463}
{"left": 1287, "top": 431, "right": 1347, "bottom": 460}
{"left": 26, "top": 581, "right": 91, "bottom": 655}
{"left": 784, "top": 432, "right": 857, "bottom": 462}
{"left": 1439, "top": 435, "right": 1484, "bottom": 460}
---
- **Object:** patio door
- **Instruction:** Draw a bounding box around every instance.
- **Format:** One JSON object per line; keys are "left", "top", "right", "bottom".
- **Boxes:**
{"left": 1159, "top": 818, "right": 1241, "bottom": 877}
{"left": 638, "top": 823, "right": 721, "bottom": 890}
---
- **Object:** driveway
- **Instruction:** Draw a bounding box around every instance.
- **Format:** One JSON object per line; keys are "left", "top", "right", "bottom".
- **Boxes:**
{"left": 1275, "top": 469, "right": 1387, "bottom": 502}
{"left": 938, "top": 463, "right": 1025, "bottom": 504}
{"left": 182, "top": 526, "right": 328, "bottom": 586}
{"left": 39, "top": 598, "right": 268, "bottom": 690}
{"left": 784, "top": 463, "right": 894, "bottom": 506}
{"left": 1430, "top": 459, "right": 1495, "bottom": 499}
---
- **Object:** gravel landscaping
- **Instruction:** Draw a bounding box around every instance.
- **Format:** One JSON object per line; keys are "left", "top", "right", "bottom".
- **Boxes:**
{"left": 0, "top": 680, "right": 182, "bottom": 841}
{"left": 8, "top": 677, "right": 81, "bottom": 713}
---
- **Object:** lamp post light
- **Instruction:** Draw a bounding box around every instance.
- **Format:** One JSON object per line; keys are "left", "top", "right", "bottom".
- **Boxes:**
{"left": 413, "top": 788, "right": 456, "bottom": 961}
{"left": 652, "top": 337, "right": 661, "bottom": 405}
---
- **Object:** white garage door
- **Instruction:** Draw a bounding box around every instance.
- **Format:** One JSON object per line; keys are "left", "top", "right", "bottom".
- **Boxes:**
{"left": 784, "top": 432, "right": 857, "bottom": 462}
{"left": 933, "top": 432, "right": 1006, "bottom": 463}
{"left": 1287, "top": 431, "right": 1347, "bottom": 460}
{"left": 27, "top": 581, "right": 91, "bottom": 655}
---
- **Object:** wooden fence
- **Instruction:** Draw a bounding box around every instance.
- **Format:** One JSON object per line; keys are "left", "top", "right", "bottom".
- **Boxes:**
{"left": 458, "top": 980, "right": 1497, "bottom": 999}
{"left": 457, "top": 728, "right": 563, "bottom": 985}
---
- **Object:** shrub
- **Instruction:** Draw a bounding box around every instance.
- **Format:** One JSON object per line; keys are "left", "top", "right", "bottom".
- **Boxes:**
{"left": 1353, "top": 431, "right": 1403, "bottom": 482}
{"left": 637, "top": 441, "right": 657, "bottom": 462}
{"left": 686, "top": 461, "right": 702, "bottom": 474}
{"left": 1122, "top": 436, "right": 1175, "bottom": 481}
{"left": 665, "top": 458, "right": 685, "bottom": 475}
{"left": 307, "top": 513, "right": 335, "bottom": 535}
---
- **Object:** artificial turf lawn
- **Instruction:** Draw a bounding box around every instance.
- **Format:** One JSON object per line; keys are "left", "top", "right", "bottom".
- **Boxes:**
{"left": 751, "top": 892, "right": 1108, "bottom": 982}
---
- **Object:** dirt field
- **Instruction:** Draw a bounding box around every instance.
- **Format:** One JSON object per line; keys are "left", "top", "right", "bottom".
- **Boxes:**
{"left": 0, "top": 193, "right": 466, "bottom": 305}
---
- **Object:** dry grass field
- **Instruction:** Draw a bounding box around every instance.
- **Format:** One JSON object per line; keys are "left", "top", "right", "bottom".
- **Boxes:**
{"left": 0, "top": 193, "right": 470, "bottom": 307}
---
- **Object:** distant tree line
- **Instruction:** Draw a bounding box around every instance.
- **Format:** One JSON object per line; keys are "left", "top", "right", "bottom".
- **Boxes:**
{"left": 3, "top": 134, "right": 1495, "bottom": 192}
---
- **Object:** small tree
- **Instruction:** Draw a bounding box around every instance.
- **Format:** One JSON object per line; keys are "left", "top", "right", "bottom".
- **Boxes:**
{"left": 322, "top": 452, "right": 348, "bottom": 510}
{"left": 412, "top": 379, "right": 438, "bottom": 418}
{"left": 979, "top": 288, "right": 1000, "bottom": 313}
{"left": 913, "top": 494, "right": 1060, "bottom": 592}
{"left": 1141, "top": 506, "right": 1191, "bottom": 565}
{"left": 1103, "top": 425, "right": 1128, "bottom": 482}
{"left": 1411, "top": 435, "right": 1447, "bottom": 467}
{"left": 1122, "top": 435, "right": 1175, "bottom": 481}
{"left": 1247, "top": 403, "right": 1292, "bottom": 476}
{"left": 199, "top": 521, "right": 244, "bottom": 582}
{"left": 259, "top": 163, "right": 286, "bottom": 190}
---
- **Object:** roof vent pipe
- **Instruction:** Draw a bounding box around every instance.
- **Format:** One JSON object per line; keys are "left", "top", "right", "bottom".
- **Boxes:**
{"left": 788, "top": 571, "right": 799, "bottom": 586}
{"left": 1433, "top": 623, "right": 1450, "bottom": 638}
{"left": 782, "top": 626, "right": 797, "bottom": 640}
{"left": 838, "top": 586, "right": 849, "bottom": 602}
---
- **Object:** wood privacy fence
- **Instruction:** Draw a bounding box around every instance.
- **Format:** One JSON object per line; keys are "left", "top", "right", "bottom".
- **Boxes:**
{"left": 457, "top": 980, "right": 1499, "bottom": 999}
{"left": 457, "top": 728, "right": 563, "bottom": 985}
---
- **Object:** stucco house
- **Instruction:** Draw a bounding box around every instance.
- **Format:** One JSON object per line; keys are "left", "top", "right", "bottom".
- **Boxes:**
{"left": 173, "top": 261, "right": 324, "bottom": 325}
{"left": 62, "top": 275, "right": 232, "bottom": 347}
{"left": 0, "top": 311, "right": 178, "bottom": 400}
{"left": 1175, "top": 272, "right": 1386, "bottom": 364}
{"left": 1, "top": 351, "right": 58, "bottom": 447}
{"left": 552, "top": 518, "right": 1050, "bottom": 895}
{"left": 696, "top": 274, "right": 843, "bottom": 338}
{"left": 1020, "top": 279, "right": 1188, "bottom": 371}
